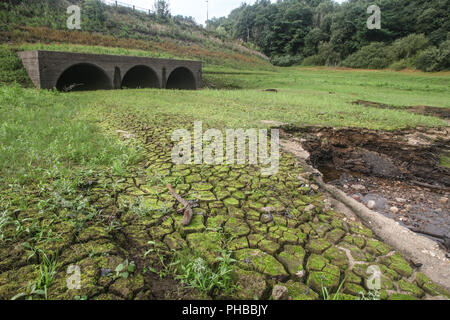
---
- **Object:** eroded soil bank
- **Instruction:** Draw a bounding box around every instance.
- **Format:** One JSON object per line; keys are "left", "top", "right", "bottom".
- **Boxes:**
{"left": 353, "top": 100, "right": 450, "bottom": 120}
{"left": 280, "top": 125, "right": 449, "bottom": 248}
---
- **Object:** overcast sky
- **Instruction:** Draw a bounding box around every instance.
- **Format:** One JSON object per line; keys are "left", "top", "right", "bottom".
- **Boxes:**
{"left": 111, "top": 0, "right": 345, "bottom": 25}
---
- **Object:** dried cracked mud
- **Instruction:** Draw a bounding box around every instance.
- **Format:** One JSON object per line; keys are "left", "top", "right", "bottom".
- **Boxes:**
{"left": 1, "top": 111, "right": 449, "bottom": 300}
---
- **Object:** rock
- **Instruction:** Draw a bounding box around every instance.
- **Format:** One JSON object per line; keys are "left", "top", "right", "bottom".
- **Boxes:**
{"left": 261, "top": 214, "right": 274, "bottom": 224}
{"left": 367, "top": 200, "right": 376, "bottom": 210}
{"left": 440, "top": 197, "right": 448, "bottom": 205}
{"left": 100, "top": 269, "right": 112, "bottom": 277}
{"left": 234, "top": 269, "right": 267, "bottom": 300}
{"left": 261, "top": 207, "right": 276, "bottom": 213}
{"left": 352, "top": 194, "right": 361, "bottom": 201}
{"left": 272, "top": 285, "right": 289, "bottom": 300}
{"left": 311, "top": 184, "right": 320, "bottom": 192}
{"left": 296, "top": 270, "right": 306, "bottom": 279}
{"left": 304, "top": 204, "right": 315, "bottom": 212}
{"left": 406, "top": 205, "right": 412, "bottom": 211}
{"left": 395, "top": 198, "right": 406, "bottom": 203}
{"left": 390, "top": 206, "right": 399, "bottom": 214}
{"left": 351, "top": 184, "right": 365, "bottom": 191}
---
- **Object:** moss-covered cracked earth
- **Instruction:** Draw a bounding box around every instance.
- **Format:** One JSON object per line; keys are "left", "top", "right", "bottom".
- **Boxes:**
{"left": 0, "top": 110, "right": 449, "bottom": 301}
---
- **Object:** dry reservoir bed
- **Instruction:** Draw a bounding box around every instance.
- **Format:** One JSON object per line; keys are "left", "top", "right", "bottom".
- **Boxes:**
{"left": 1, "top": 111, "right": 449, "bottom": 300}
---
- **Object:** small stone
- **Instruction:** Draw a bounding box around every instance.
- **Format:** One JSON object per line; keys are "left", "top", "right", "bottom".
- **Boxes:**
{"left": 295, "top": 270, "right": 306, "bottom": 278}
{"left": 440, "top": 197, "right": 448, "bottom": 205}
{"left": 396, "top": 198, "right": 406, "bottom": 203}
{"left": 390, "top": 206, "right": 399, "bottom": 214}
{"left": 272, "top": 285, "right": 289, "bottom": 300}
{"left": 304, "top": 204, "right": 315, "bottom": 212}
{"left": 261, "top": 213, "right": 274, "bottom": 224}
{"left": 352, "top": 184, "right": 365, "bottom": 191}
{"left": 261, "top": 207, "right": 276, "bottom": 213}
{"left": 100, "top": 269, "right": 112, "bottom": 277}
{"left": 352, "top": 194, "right": 361, "bottom": 201}
{"left": 406, "top": 205, "right": 412, "bottom": 211}
{"left": 311, "top": 184, "right": 320, "bottom": 192}
{"left": 343, "top": 185, "right": 349, "bottom": 189}
{"left": 367, "top": 200, "right": 376, "bottom": 209}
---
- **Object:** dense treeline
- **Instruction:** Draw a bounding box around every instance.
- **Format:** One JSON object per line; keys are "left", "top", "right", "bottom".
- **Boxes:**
{"left": 208, "top": 0, "right": 450, "bottom": 71}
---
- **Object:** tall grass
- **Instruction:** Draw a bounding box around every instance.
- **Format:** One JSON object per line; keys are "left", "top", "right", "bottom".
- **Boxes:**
{"left": 0, "top": 84, "right": 141, "bottom": 186}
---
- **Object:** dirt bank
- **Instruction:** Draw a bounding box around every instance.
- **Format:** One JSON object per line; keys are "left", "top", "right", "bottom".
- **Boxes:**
{"left": 279, "top": 125, "right": 449, "bottom": 247}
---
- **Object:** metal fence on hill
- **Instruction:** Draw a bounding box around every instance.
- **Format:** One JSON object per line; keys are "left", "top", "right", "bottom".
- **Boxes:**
{"left": 101, "top": 0, "right": 154, "bottom": 15}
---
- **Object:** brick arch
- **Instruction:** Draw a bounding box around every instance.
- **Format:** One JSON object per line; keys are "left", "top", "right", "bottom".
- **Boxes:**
{"left": 121, "top": 65, "right": 160, "bottom": 89}
{"left": 166, "top": 67, "right": 197, "bottom": 90}
{"left": 56, "top": 63, "right": 112, "bottom": 92}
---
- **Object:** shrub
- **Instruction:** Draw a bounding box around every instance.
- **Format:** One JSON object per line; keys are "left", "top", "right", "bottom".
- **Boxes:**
{"left": 388, "top": 34, "right": 430, "bottom": 61}
{"left": 301, "top": 42, "right": 340, "bottom": 67}
{"left": 0, "top": 45, "right": 32, "bottom": 86}
{"left": 302, "top": 54, "right": 325, "bottom": 66}
{"left": 341, "top": 42, "right": 391, "bottom": 69}
{"left": 414, "top": 46, "right": 447, "bottom": 72}
{"left": 271, "top": 55, "right": 303, "bottom": 67}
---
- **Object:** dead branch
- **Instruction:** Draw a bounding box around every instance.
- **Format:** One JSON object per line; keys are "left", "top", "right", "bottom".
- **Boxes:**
{"left": 411, "top": 180, "right": 449, "bottom": 192}
{"left": 167, "top": 184, "right": 194, "bottom": 226}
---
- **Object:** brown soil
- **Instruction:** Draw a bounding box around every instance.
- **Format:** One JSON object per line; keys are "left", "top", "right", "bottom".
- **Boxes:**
{"left": 353, "top": 100, "right": 450, "bottom": 120}
{"left": 280, "top": 125, "right": 450, "bottom": 245}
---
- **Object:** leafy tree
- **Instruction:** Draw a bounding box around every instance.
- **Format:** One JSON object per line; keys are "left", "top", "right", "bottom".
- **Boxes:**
{"left": 154, "top": 0, "right": 170, "bottom": 20}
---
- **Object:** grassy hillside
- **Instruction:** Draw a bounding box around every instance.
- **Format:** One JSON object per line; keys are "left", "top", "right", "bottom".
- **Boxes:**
{"left": 0, "top": 0, "right": 270, "bottom": 70}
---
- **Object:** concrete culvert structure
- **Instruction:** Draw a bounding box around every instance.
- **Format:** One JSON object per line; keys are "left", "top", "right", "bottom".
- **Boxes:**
{"left": 18, "top": 51, "right": 202, "bottom": 91}
{"left": 166, "top": 67, "right": 196, "bottom": 90}
{"left": 56, "top": 63, "right": 112, "bottom": 92}
{"left": 121, "top": 65, "right": 160, "bottom": 89}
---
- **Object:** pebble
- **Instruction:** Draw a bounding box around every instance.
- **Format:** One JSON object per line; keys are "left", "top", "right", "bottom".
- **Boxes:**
{"left": 261, "top": 214, "right": 274, "bottom": 224}
{"left": 406, "top": 205, "right": 412, "bottom": 211}
{"left": 390, "top": 206, "right": 399, "bottom": 214}
{"left": 367, "top": 200, "right": 376, "bottom": 210}
{"left": 311, "top": 184, "right": 320, "bottom": 192}
{"left": 305, "top": 204, "right": 316, "bottom": 212}
{"left": 100, "top": 269, "right": 112, "bottom": 277}
{"left": 295, "top": 270, "right": 306, "bottom": 278}
{"left": 395, "top": 198, "right": 406, "bottom": 203}
{"left": 352, "top": 184, "right": 366, "bottom": 191}
{"left": 272, "top": 285, "right": 289, "bottom": 301}
{"left": 440, "top": 197, "right": 448, "bottom": 205}
{"left": 352, "top": 194, "right": 361, "bottom": 201}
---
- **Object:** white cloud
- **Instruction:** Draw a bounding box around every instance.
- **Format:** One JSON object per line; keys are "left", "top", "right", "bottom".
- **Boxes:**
{"left": 110, "top": 0, "right": 345, "bottom": 25}
{"left": 108, "top": 0, "right": 269, "bottom": 25}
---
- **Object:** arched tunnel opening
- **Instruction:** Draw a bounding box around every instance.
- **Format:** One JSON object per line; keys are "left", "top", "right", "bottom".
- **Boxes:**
{"left": 121, "top": 65, "right": 160, "bottom": 89}
{"left": 56, "top": 63, "right": 112, "bottom": 92}
{"left": 166, "top": 67, "right": 196, "bottom": 90}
